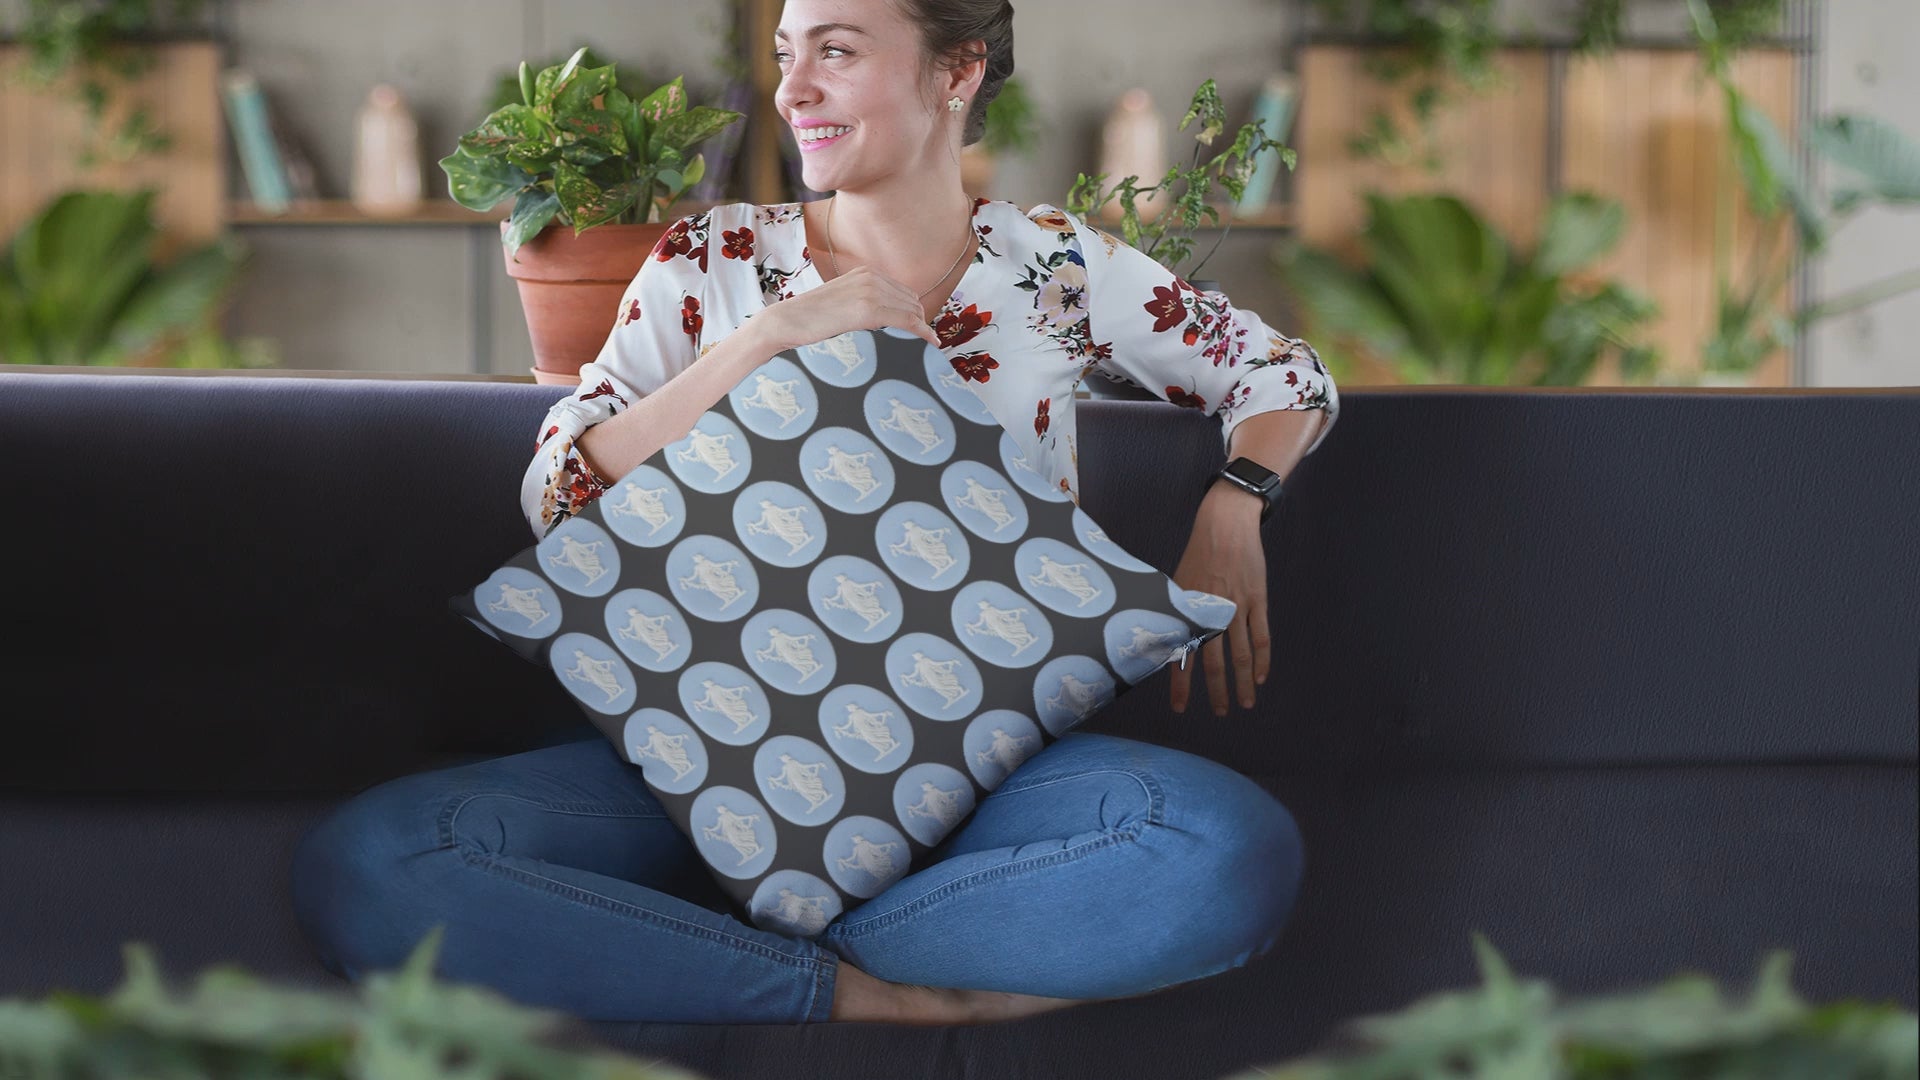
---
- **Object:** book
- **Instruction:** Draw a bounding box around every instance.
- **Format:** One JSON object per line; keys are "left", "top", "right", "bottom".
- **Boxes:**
{"left": 1232, "top": 72, "right": 1297, "bottom": 219}
{"left": 269, "top": 99, "right": 320, "bottom": 201}
{"left": 222, "top": 70, "right": 291, "bottom": 212}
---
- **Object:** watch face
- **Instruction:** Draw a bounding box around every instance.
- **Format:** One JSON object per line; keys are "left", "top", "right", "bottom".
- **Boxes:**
{"left": 1226, "top": 458, "right": 1279, "bottom": 490}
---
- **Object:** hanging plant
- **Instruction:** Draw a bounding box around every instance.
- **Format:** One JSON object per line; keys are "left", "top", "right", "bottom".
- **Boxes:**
{"left": 1303, "top": 0, "right": 1791, "bottom": 172}
{"left": 7, "top": 0, "right": 214, "bottom": 169}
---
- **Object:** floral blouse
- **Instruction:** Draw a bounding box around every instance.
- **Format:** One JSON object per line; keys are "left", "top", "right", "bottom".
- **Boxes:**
{"left": 523, "top": 197, "right": 1339, "bottom": 541}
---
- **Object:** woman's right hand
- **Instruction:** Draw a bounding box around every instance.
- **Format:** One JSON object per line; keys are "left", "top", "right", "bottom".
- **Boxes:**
{"left": 756, "top": 265, "right": 942, "bottom": 353}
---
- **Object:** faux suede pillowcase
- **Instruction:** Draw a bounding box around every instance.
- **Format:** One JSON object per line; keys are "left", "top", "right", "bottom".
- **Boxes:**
{"left": 449, "top": 326, "right": 1235, "bottom": 942}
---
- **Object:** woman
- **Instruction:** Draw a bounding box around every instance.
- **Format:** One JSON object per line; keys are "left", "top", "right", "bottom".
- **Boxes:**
{"left": 290, "top": 0, "right": 1338, "bottom": 1027}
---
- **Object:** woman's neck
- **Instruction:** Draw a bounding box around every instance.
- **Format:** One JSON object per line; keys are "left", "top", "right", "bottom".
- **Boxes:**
{"left": 806, "top": 190, "right": 978, "bottom": 290}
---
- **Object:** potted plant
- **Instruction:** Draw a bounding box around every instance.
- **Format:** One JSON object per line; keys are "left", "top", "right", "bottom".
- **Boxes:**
{"left": 439, "top": 46, "right": 744, "bottom": 384}
{"left": 7, "top": 0, "right": 215, "bottom": 170}
{"left": 1064, "top": 78, "right": 1291, "bottom": 294}
{"left": 960, "top": 75, "right": 1042, "bottom": 197}
{"left": 1270, "top": 189, "right": 1664, "bottom": 387}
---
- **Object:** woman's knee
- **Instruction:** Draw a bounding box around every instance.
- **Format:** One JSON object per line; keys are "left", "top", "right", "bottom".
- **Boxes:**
{"left": 289, "top": 772, "right": 455, "bottom": 979}
{"left": 1156, "top": 750, "right": 1306, "bottom": 946}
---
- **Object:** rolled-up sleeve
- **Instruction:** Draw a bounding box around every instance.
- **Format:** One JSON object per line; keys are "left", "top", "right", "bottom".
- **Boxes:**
{"left": 521, "top": 210, "right": 712, "bottom": 541}
{"left": 1070, "top": 212, "right": 1338, "bottom": 459}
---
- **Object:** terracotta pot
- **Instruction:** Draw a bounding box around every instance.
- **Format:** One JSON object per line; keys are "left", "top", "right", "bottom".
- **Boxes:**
{"left": 501, "top": 219, "right": 673, "bottom": 385}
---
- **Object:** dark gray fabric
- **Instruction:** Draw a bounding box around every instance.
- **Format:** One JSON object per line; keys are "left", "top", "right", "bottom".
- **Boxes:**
{"left": 450, "top": 329, "right": 1231, "bottom": 932}
{"left": 1, "top": 371, "right": 1914, "bottom": 1078}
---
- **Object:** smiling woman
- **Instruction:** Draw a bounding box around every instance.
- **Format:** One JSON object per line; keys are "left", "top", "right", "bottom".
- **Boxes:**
{"left": 287, "top": 0, "right": 1328, "bottom": 1031}
{"left": 766, "top": 0, "right": 1016, "bottom": 302}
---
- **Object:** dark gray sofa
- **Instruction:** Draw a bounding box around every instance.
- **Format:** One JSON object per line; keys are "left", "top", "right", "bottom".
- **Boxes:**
{"left": 2, "top": 368, "right": 1914, "bottom": 1080}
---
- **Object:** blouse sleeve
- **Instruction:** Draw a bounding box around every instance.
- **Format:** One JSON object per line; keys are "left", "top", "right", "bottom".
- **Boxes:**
{"left": 1069, "top": 211, "right": 1339, "bottom": 460}
{"left": 521, "top": 209, "right": 713, "bottom": 542}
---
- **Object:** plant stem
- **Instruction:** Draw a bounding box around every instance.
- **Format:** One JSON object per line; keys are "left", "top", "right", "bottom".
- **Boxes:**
{"left": 1186, "top": 213, "right": 1232, "bottom": 283}
{"left": 1795, "top": 266, "right": 1920, "bottom": 327}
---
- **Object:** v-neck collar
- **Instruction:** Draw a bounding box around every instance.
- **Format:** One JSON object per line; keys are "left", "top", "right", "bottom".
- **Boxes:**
{"left": 784, "top": 197, "right": 999, "bottom": 339}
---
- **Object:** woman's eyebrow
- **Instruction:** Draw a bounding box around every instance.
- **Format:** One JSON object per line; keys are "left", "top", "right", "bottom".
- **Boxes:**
{"left": 774, "top": 23, "right": 869, "bottom": 41}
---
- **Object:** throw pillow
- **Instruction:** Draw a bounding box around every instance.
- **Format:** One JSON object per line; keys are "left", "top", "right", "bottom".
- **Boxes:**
{"left": 449, "top": 326, "right": 1236, "bottom": 941}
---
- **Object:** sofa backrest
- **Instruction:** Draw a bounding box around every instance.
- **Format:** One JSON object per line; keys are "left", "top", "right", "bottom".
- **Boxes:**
{"left": 2, "top": 372, "right": 1914, "bottom": 794}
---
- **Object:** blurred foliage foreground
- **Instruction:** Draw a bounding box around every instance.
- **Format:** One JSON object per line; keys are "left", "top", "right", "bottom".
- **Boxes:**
{"left": 0, "top": 926, "right": 1913, "bottom": 1079}
{"left": 0, "top": 189, "right": 277, "bottom": 369}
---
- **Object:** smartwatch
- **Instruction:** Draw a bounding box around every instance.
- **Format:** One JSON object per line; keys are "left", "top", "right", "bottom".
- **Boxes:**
{"left": 1209, "top": 456, "right": 1284, "bottom": 522}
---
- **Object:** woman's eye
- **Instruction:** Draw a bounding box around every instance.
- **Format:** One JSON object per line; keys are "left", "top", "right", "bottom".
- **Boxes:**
{"left": 770, "top": 45, "right": 848, "bottom": 63}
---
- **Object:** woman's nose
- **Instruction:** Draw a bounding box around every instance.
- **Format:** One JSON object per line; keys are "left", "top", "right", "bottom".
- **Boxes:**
{"left": 774, "top": 62, "right": 818, "bottom": 114}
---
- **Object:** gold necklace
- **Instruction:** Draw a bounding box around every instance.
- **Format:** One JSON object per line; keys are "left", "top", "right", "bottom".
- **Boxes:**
{"left": 825, "top": 195, "right": 974, "bottom": 301}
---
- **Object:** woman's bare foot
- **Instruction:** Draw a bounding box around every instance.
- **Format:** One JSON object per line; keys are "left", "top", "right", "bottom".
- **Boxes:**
{"left": 828, "top": 958, "right": 1089, "bottom": 1024}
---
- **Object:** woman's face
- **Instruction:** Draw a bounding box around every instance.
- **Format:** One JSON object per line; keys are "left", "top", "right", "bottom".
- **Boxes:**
{"left": 773, "top": 0, "right": 948, "bottom": 194}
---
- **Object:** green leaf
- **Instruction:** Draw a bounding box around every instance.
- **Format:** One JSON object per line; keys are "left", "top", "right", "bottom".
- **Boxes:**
{"left": 557, "top": 109, "right": 627, "bottom": 155}
{"left": 636, "top": 76, "right": 688, "bottom": 122}
{"left": 1533, "top": 192, "right": 1626, "bottom": 278}
{"left": 604, "top": 86, "right": 645, "bottom": 150}
{"left": 12, "top": 190, "right": 158, "bottom": 362}
{"left": 456, "top": 103, "right": 548, "bottom": 157}
{"left": 107, "top": 237, "right": 246, "bottom": 364}
{"left": 648, "top": 105, "right": 743, "bottom": 158}
{"left": 1270, "top": 244, "right": 1413, "bottom": 361}
{"left": 535, "top": 45, "right": 592, "bottom": 110}
{"left": 1809, "top": 113, "right": 1920, "bottom": 205}
{"left": 504, "top": 187, "right": 561, "bottom": 257}
{"left": 438, "top": 148, "right": 534, "bottom": 211}
{"left": 518, "top": 59, "right": 535, "bottom": 108}
{"left": 1361, "top": 192, "right": 1507, "bottom": 369}
{"left": 554, "top": 159, "right": 639, "bottom": 231}
{"left": 1730, "top": 92, "right": 1825, "bottom": 253}
{"left": 555, "top": 63, "right": 616, "bottom": 115}
{"left": 504, "top": 124, "right": 563, "bottom": 173}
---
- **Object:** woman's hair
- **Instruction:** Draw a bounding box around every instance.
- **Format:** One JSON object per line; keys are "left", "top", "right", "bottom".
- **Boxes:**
{"left": 892, "top": 0, "right": 1015, "bottom": 147}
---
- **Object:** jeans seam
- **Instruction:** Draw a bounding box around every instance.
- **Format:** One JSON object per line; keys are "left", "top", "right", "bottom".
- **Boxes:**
{"left": 979, "top": 766, "right": 1167, "bottom": 828}
{"left": 827, "top": 818, "right": 1150, "bottom": 942}
{"left": 444, "top": 790, "right": 668, "bottom": 819}
{"left": 808, "top": 947, "right": 837, "bottom": 1023}
{"left": 436, "top": 792, "right": 814, "bottom": 971}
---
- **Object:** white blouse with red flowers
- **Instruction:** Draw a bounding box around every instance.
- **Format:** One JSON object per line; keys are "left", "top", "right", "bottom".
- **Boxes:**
{"left": 522, "top": 197, "right": 1339, "bottom": 541}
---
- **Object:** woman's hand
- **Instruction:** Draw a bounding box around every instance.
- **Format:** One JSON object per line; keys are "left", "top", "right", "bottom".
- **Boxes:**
{"left": 1168, "top": 485, "right": 1270, "bottom": 717}
{"left": 758, "top": 265, "right": 941, "bottom": 353}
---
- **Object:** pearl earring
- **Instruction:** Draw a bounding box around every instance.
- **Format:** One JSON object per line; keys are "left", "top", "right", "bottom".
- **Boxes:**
{"left": 948, "top": 96, "right": 964, "bottom": 111}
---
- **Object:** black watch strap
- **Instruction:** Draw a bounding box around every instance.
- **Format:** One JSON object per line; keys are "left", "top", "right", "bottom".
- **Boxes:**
{"left": 1210, "top": 457, "right": 1283, "bottom": 522}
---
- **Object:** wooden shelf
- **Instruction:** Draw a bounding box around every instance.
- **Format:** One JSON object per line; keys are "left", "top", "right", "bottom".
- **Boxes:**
{"left": 226, "top": 199, "right": 510, "bottom": 226}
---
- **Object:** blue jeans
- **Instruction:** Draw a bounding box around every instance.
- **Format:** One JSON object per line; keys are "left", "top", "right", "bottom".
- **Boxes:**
{"left": 288, "top": 727, "right": 1304, "bottom": 1024}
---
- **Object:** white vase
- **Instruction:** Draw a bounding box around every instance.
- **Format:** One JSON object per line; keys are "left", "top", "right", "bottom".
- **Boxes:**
{"left": 352, "top": 83, "right": 423, "bottom": 217}
{"left": 1096, "top": 88, "right": 1168, "bottom": 225}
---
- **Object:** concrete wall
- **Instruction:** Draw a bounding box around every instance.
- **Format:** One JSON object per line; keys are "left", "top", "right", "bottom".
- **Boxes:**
{"left": 1804, "top": 0, "right": 1919, "bottom": 386}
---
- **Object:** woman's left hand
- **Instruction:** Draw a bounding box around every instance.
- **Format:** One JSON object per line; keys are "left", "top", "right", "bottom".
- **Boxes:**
{"left": 1168, "top": 485, "right": 1269, "bottom": 716}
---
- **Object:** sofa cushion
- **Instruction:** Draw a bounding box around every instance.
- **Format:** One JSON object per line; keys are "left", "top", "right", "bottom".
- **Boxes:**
{"left": 0, "top": 372, "right": 1913, "bottom": 797}
{"left": 449, "top": 329, "right": 1234, "bottom": 936}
